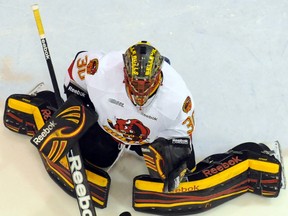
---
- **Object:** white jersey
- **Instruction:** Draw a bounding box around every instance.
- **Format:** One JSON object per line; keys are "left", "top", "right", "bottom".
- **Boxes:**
{"left": 64, "top": 50, "right": 195, "bottom": 145}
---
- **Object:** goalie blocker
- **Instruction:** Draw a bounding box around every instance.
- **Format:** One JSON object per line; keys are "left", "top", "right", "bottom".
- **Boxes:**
{"left": 133, "top": 142, "right": 283, "bottom": 215}
{"left": 3, "top": 93, "right": 111, "bottom": 208}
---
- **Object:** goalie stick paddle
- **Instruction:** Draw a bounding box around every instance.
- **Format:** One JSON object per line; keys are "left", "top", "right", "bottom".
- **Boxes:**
{"left": 31, "top": 4, "right": 97, "bottom": 216}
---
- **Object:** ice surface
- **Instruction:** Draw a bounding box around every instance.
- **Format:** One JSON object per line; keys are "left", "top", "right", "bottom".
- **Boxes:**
{"left": 0, "top": 0, "right": 287, "bottom": 215}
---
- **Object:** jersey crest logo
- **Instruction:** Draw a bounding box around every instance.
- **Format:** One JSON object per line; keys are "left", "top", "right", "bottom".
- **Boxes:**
{"left": 107, "top": 118, "right": 150, "bottom": 143}
{"left": 182, "top": 96, "right": 192, "bottom": 113}
{"left": 87, "top": 58, "right": 99, "bottom": 75}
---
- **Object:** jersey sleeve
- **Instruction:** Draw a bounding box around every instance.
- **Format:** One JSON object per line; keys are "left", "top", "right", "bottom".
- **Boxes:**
{"left": 64, "top": 51, "right": 105, "bottom": 91}
{"left": 155, "top": 62, "right": 195, "bottom": 142}
{"left": 158, "top": 94, "right": 195, "bottom": 141}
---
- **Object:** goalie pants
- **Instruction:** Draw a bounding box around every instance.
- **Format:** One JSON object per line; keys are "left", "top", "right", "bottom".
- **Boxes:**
{"left": 79, "top": 122, "right": 142, "bottom": 168}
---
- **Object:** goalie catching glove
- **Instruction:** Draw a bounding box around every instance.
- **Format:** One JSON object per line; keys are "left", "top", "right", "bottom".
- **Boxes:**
{"left": 141, "top": 137, "right": 195, "bottom": 192}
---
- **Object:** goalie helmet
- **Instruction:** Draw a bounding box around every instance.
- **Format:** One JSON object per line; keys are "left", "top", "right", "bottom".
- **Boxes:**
{"left": 123, "top": 41, "right": 164, "bottom": 107}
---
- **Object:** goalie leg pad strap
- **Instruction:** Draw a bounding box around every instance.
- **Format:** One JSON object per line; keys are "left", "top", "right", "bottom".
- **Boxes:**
{"left": 133, "top": 142, "right": 282, "bottom": 215}
{"left": 40, "top": 153, "right": 111, "bottom": 208}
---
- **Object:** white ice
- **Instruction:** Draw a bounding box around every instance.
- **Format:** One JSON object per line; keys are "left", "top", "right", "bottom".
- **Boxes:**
{"left": 0, "top": 0, "right": 287, "bottom": 215}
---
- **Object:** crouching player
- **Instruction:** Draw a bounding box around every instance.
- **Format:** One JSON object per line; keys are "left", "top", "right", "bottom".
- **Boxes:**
{"left": 3, "top": 41, "right": 283, "bottom": 215}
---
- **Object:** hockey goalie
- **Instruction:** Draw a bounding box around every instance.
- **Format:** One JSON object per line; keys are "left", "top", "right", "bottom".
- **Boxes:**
{"left": 3, "top": 41, "right": 284, "bottom": 215}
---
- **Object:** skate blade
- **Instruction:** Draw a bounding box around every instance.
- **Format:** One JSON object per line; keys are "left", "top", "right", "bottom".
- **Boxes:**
{"left": 263, "top": 141, "right": 286, "bottom": 189}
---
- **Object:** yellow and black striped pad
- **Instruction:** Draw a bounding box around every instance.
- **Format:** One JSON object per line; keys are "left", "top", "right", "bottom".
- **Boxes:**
{"left": 40, "top": 153, "right": 111, "bottom": 209}
{"left": 3, "top": 93, "right": 56, "bottom": 136}
{"left": 133, "top": 143, "right": 282, "bottom": 215}
{"left": 30, "top": 95, "right": 98, "bottom": 163}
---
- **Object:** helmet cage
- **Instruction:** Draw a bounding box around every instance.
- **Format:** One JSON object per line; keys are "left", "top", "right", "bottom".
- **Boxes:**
{"left": 124, "top": 67, "right": 162, "bottom": 106}
{"left": 123, "top": 42, "right": 164, "bottom": 106}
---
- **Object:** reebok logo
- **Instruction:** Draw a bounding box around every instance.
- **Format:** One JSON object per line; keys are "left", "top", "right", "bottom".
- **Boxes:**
{"left": 32, "top": 121, "right": 57, "bottom": 145}
{"left": 141, "top": 112, "right": 157, "bottom": 121}
{"left": 172, "top": 185, "right": 199, "bottom": 193}
{"left": 41, "top": 38, "right": 50, "bottom": 60}
{"left": 68, "top": 152, "right": 94, "bottom": 216}
{"left": 202, "top": 156, "right": 242, "bottom": 177}
{"left": 172, "top": 138, "right": 189, "bottom": 145}
{"left": 68, "top": 86, "right": 86, "bottom": 97}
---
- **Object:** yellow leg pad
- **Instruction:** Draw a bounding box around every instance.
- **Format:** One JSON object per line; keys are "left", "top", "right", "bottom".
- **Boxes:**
{"left": 133, "top": 149, "right": 282, "bottom": 215}
{"left": 41, "top": 154, "right": 111, "bottom": 209}
{"left": 7, "top": 98, "right": 45, "bottom": 130}
{"left": 4, "top": 94, "right": 55, "bottom": 136}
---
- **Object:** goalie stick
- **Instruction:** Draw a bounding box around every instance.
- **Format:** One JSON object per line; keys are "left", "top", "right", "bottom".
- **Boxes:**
{"left": 31, "top": 4, "right": 97, "bottom": 216}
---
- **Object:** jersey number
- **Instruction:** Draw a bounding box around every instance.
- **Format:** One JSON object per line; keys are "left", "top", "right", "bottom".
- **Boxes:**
{"left": 182, "top": 112, "right": 195, "bottom": 137}
{"left": 77, "top": 55, "right": 88, "bottom": 80}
